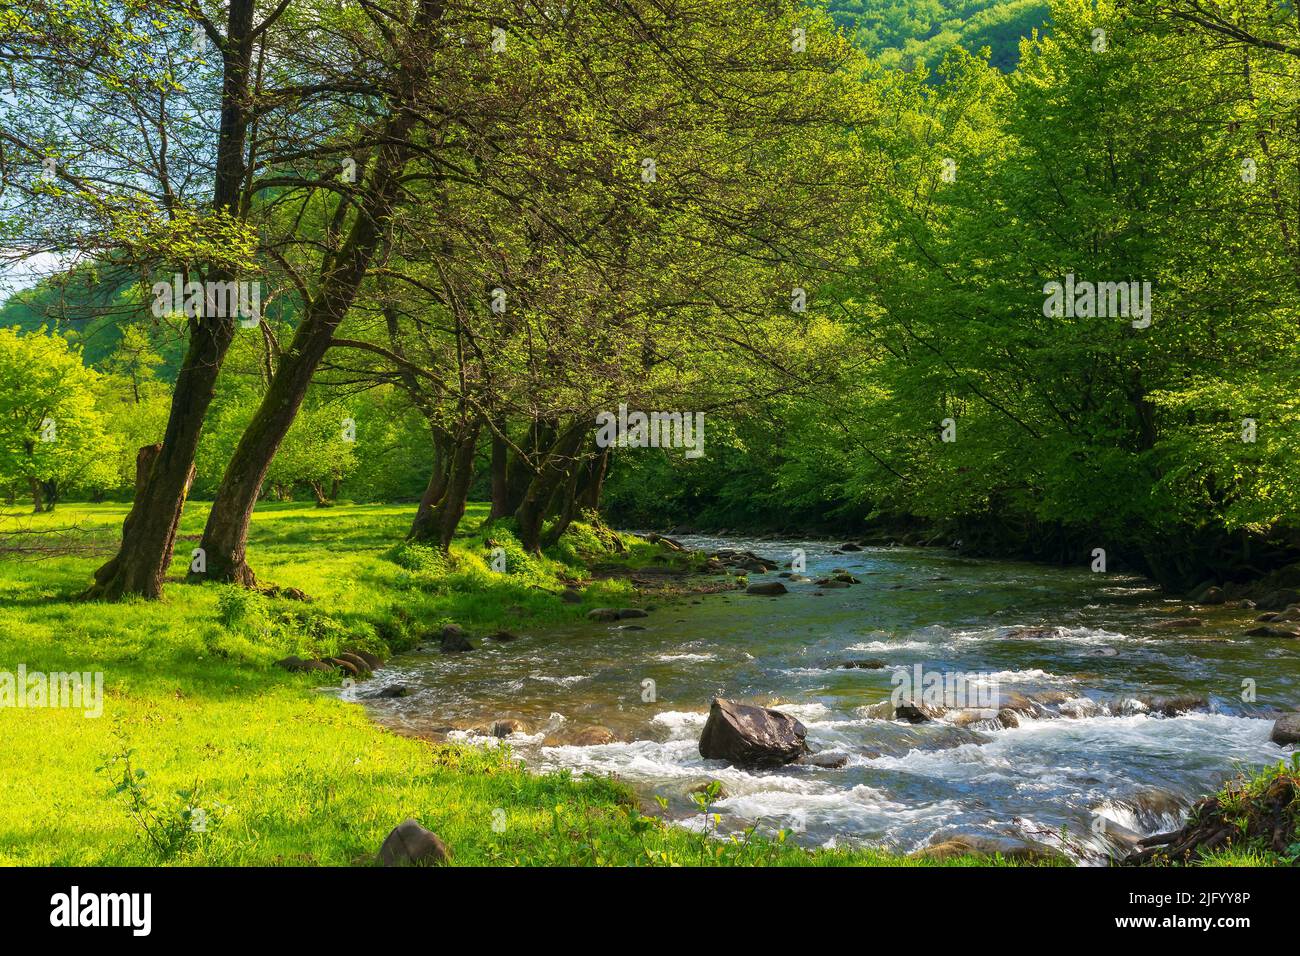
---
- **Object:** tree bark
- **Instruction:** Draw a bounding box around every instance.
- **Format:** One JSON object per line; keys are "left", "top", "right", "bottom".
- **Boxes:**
{"left": 515, "top": 422, "right": 587, "bottom": 553}
{"left": 408, "top": 420, "right": 480, "bottom": 551}
{"left": 194, "top": 6, "right": 441, "bottom": 585}
{"left": 488, "top": 423, "right": 509, "bottom": 521}
{"left": 85, "top": 0, "right": 256, "bottom": 600}
{"left": 409, "top": 429, "right": 452, "bottom": 538}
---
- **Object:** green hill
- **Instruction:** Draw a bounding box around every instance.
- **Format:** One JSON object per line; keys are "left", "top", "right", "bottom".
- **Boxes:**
{"left": 826, "top": 0, "right": 1051, "bottom": 71}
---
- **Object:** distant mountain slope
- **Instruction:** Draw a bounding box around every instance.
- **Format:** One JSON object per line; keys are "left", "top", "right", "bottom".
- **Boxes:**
{"left": 825, "top": 0, "right": 1051, "bottom": 71}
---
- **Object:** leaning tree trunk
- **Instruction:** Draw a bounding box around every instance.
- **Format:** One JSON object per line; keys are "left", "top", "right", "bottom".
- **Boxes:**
{"left": 487, "top": 424, "right": 510, "bottom": 521}
{"left": 85, "top": 0, "right": 256, "bottom": 601}
{"left": 576, "top": 446, "right": 610, "bottom": 512}
{"left": 408, "top": 420, "right": 480, "bottom": 551}
{"left": 87, "top": 443, "right": 196, "bottom": 600}
{"left": 515, "top": 423, "right": 587, "bottom": 553}
{"left": 408, "top": 429, "right": 451, "bottom": 538}
{"left": 491, "top": 418, "right": 553, "bottom": 521}
{"left": 85, "top": 321, "right": 233, "bottom": 600}
{"left": 193, "top": 40, "right": 434, "bottom": 586}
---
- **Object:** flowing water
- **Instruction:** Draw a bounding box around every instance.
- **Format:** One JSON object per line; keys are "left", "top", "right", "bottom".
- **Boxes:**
{"left": 346, "top": 536, "right": 1300, "bottom": 863}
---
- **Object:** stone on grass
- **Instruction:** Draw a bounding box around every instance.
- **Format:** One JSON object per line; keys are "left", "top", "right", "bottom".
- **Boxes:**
{"left": 377, "top": 819, "right": 451, "bottom": 867}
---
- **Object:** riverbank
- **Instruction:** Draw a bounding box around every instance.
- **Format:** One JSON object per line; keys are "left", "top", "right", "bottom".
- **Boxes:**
{"left": 0, "top": 501, "right": 1026, "bottom": 867}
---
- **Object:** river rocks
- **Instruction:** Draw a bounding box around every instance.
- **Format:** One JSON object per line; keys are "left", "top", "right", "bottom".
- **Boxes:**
{"left": 274, "top": 655, "right": 334, "bottom": 673}
{"left": 946, "top": 709, "right": 996, "bottom": 728}
{"left": 491, "top": 718, "right": 532, "bottom": 738}
{"left": 825, "top": 658, "right": 887, "bottom": 669}
{"left": 1245, "top": 622, "right": 1300, "bottom": 638}
{"left": 698, "top": 697, "right": 808, "bottom": 768}
{"left": 323, "top": 656, "right": 360, "bottom": 677}
{"left": 1153, "top": 617, "right": 1202, "bottom": 630}
{"left": 910, "top": 834, "right": 1065, "bottom": 864}
{"left": 789, "top": 574, "right": 813, "bottom": 584}
{"left": 377, "top": 819, "right": 451, "bottom": 867}
{"left": 1255, "top": 589, "right": 1300, "bottom": 611}
{"left": 799, "top": 751, "right": 849, "bottom": 769}
{"left": 840, "top": 542, "right": 863, "bottom": 552}
{"left": 488, "top": 630, "right": 520, "bottom": 642}
{"left": 346, "top": 649, "right": 383, "bottom": 670}
{"left": 542, "top": 725, "right": 619, "bottom": 746}
{"left": 1137, "top": 694, "right": 1207, "bottom": 716}
{"left": 860, "top": 700, "right": 896, "bottom": 720}
{"left": 1271, "top": 714, "right": 1300, "bottom": 745}
{"left": 587, "top": 607, "right": 649, "bottom": 621}
{"left": 334, "top": 651, "right": 372, "bottom": 676}
{"left": 570, "top": 726, "right": 617, "bottom": 746}
{"left": 815, "top": 578, "right": 851, "bottom": 589}
{"left": 745, "top": 581, "right": 788, "bottom": 596}
{"left": 1004, "top": 625, "right": 1058, "bottom": 640}
{"left": 712, "top": 549, "right": 778, "bottom": 572}
{"left": 997, "top": 691, "right": 1040, "bottom": 715}
{"left": 894, "top": 700, "right": 945, "bottom": 723}
{"left": 439, "top": 624, "right": 474, "bottom": 653}
{"left": 996, "top": 708, "right": 1020, "bottom": 729}
{"left": 366, "top": 683, "right": 413, "bottom": 699}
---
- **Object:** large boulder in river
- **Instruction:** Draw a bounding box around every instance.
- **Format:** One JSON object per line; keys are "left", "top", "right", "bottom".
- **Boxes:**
{"left": 746, "top": 581, "right": 788, "bottom": 596}
{"left": 1272, "top": 714, "right": 1300, "bottom": 746}
{"left": 698, "top": 698, "right": 808, "bottom": 768}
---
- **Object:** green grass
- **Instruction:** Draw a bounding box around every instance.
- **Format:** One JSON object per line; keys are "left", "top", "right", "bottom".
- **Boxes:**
{"left": 0, "top": 500, "right": 1032, "bottom": 866}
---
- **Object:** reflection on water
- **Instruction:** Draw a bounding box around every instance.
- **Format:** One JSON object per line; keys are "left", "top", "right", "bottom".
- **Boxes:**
{"left": 343, "top": 535, "right": 1299, "bottom": 863}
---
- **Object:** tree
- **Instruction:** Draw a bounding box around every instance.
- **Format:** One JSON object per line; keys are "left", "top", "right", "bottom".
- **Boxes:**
{"left": 0, "top": 328, "right": 116, "bottom": 511}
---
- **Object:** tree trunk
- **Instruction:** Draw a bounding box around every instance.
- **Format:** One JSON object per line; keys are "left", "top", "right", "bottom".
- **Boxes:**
{"left": 194, "top": 4, "right": 441, "bottom": 586}
{"left": 409, "top": 421, "right": 480, "bottom": 551}
{"left": 309, "top": 479, "right": 329, "bottom": 507}
{"left": 28, "top": 477, "right": 44, "bottom": 514}
{"left": 85, "top": 0, "right": 256, "bottom": 601}
{"left": 576, "top": 446, "right": 610, "bottom": 512}
{"left": 87, "top": 443, "right": 195, "bottom": 600}
{"left": 515, "top": 423, "right": 587, "bottom": 553}
{"left": 409, "top": 429, "right": 451, "bottom": 537}
{"left": 488, "top": 424, "right": 510, "bottom": 521}
{"left": 492, "top": 418, "right": 552, "bottom": 521}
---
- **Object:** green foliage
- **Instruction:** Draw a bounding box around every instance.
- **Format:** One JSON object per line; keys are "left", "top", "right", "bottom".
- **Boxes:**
{"left": 826, "top": 0, "right": 1051, "bottom": 71}
{"left": 0, "top": 326, "right": 117, "bottom": 506}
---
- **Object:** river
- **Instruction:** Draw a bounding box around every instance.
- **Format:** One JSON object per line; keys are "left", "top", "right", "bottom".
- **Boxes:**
{"left": 347, "top": 535, "right": 1298, "bottom": 863}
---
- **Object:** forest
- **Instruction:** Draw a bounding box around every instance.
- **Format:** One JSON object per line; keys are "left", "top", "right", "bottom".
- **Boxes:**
{"left": 1, "top": 0, "right": 1299, "bottom": 881}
